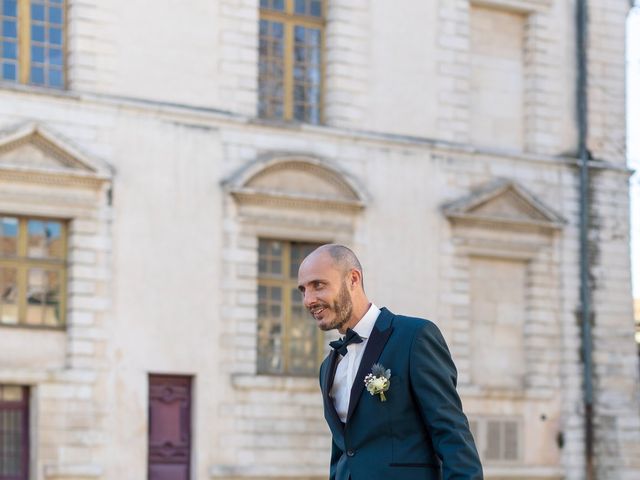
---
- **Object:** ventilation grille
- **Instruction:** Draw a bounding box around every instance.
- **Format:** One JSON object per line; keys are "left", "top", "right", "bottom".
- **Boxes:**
{"left": 469, "top": 417, "right": 522, "bottom": 463}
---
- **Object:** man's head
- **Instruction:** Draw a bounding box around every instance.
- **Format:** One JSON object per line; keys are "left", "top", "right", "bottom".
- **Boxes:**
{"left": 297, "top": 244, "right": 369, "bottom": 334}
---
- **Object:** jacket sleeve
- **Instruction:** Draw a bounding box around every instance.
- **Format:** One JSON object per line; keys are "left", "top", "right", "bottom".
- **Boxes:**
{"left": 409, "top": 321, "right": 483, "bottom": 480}
{"left": 329, "top": 437, "right": 342, "bottom": 480}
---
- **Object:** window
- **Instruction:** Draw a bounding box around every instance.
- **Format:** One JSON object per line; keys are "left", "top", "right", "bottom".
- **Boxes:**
{"left": 0, "top": 215, "right": 67, "bottom": 327}
{"left": 0, "top": 385, "right": 29, "bottom": 480}
{"left": 469, "top": 417, "right": 522, "bottom": 464}
{"left": 1, "top": 0, "right": 66, "bottom": 88}
{"left": 258, "top": 0, "right": 324, "bottom": 124}
{"left": 257, "top": 239, "right": 322, "bottom": 375}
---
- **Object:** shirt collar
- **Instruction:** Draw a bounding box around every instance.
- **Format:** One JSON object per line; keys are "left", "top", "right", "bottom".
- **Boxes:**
{"left": 352, "top": 303, "right": 380, "bottom": 340}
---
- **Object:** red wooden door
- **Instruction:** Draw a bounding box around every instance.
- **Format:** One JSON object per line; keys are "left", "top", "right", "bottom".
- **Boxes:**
{"left": 148, "top": 375, "right": 192, "bottom": 480}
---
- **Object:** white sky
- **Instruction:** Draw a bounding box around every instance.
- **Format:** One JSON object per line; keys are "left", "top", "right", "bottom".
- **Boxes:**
{"left": 628, "top": 6, "right": 640, "bottom": 298}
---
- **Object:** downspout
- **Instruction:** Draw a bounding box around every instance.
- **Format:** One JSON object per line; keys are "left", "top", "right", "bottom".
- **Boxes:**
{"left": 576, "top": 0, "right": 594, "bottom": 479}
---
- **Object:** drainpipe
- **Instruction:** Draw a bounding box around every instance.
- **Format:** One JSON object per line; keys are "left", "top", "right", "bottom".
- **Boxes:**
{"left": 576, "top": 0, "right": 594, "bottom": 479}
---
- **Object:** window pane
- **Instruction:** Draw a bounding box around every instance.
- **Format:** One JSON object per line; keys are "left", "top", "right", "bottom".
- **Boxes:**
{"left": 0, "top": 216, "right": 18, "bottom": 256}
{"left": 288, "top": 287, "right": 318, "bottom": 375}
{"left": 26, "top": 268, "right": 45, "bottom": 324}
{"left": 292, "top": 26, "right": 321, "bottom": 124}
{"left": 1, "top": 40, "right": 16, "bottom": 59}
{"left": 31, "top": 24, "right": 45, "bottom": 42}
{"left": 31, "top": 3, "right": 45, "bottom": 21}
{"left": 2, "top": 0, "right": 17, "bottom": 17}
{"left": 0, "top": 267, "right": 18, "bottom": 325}
{"left": 49, "top": 67, "right": 62, "bottom": 87}
{"left": 258, "top": 19, "right": 285, "bottom": 119}
{"left": 310, "top": 0, "right": 322, "bottom": 17}
{"left": 31, "top": 45, "right": 44, "bottom": 62}
{"left": 27, "top": 219, "right": 63, "bottom": 259}
{"left": 26, "top": 267, "right": 61, "bottom": 326}
{"left": 503, "top": 422, "right": 519, "bottom": 460}
{"left": 294, "top": 0, "right": 306, "bottom": 14}
{"left": 49, "top": 26, "right": 62, "bottom": 45}
{"left": 257, "top": 285, "right": 283, "bottom": 374}
{"left": 49, "top": 47, "right": 62, "bottom": 65}
{"left": 30, "top": 65, "right": 44, "bottom": 84}
{"left": 2, "top": 19, "right": 17, "bottom": 37}
{"left": 48, "top": 5, "right": 63, "bottom": 24}
{"left": 1, "top": 60, "right": 16, "bottom": 80}
{"left": 485, "top": 421, "right": 502, "bottom": 460}
{"left": 289, "top": 242, "right": 318, "bottom": 278}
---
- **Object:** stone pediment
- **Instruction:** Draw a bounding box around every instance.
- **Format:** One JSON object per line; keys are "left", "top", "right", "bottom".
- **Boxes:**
{"left": 0, "top": 122, "right": 112, "bottom": 186}
{"left": 224, "top": 155, "right": 366, "bottom": 212}
{"left": 443, "top": 179, "right": 565, "bottom": 231}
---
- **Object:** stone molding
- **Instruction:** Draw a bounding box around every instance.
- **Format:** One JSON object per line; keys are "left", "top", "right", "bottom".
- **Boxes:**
{"left": 224, "top": 154, "right": 367, "bottom": 212}
{"left": 471, "top": 0, "right": 552, "bottom": 13}
{"left": 442, "top": 178, "right": 565, "bottom": 232}
{"left": 0, "top": 122, "right": 113, "bottom": 188}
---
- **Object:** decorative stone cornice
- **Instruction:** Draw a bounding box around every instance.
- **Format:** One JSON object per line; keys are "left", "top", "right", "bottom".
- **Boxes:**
{"left": 442, "top": 178, "right": 565, "bottom": 233}
{"left": 0, "top": 121, "right": 114, "bottom": 185}
{"left": 224, "top": 153, "right": 367, "bottom": 213}
{"left": 0, "top": 165, "right": 110, "bottom": 188}
{"left": 471, "top": 0, "right": 552, "bottom": 13}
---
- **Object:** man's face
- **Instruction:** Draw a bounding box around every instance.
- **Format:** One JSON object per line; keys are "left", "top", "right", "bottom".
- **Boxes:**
{"left": 297, "top": 252, "right": 353, "bottom": 332}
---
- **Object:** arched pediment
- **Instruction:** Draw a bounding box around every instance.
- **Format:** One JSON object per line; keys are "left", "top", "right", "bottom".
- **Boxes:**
{"left": 0, "top": 122, "right": 113, "bottom": 187}
{"left": 224, "top": 155, "right": 366, "bottom": 212}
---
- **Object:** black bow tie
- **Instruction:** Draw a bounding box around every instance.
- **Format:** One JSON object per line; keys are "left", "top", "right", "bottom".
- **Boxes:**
{"left": 329, "top": 328, "right": 363, "bottom": 356}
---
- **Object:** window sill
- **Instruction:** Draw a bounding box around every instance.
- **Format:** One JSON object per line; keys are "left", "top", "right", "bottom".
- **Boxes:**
{"left": 231, "top": 373, "right": 319, "bottom": 392}
{"left": 0, "top": 323, "right": 65, "bottom": 332}
{"left": 0, "top": 81, "right": 78, "bottom": 100}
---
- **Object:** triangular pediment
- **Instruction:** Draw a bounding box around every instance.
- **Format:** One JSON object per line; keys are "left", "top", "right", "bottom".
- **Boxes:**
{"left": 0, "top": 122, "right": 112, "bottom": 182}
{"left": 443, "top": 179, "right": 565, "bottom": 230}
{"left": 225, "top": 155, "right": 366, "bottom": 212}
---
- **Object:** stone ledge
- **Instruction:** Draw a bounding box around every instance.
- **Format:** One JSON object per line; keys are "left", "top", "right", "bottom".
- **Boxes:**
{"left": 231, "top": 373, "right": 319, "bottom": 392}
{"left": 44, "top": 464, "right": 103, "bottom": 479}
{"left": 459, "top": 385, "right": 556, "bottom": 400}
{"left": 210, "top": 464, "right": 323, "bottom": 479}
{"left": 484, "top": 466, "right": 564, "bottom": 479}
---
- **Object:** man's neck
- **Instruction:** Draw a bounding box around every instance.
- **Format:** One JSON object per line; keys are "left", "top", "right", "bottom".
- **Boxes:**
{"left": 338, "top": 301, "right": 372, "bottom": 334}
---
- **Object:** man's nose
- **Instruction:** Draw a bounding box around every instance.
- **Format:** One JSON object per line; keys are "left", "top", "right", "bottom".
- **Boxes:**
{"left": 303, "top": 290, "right": 316, "bottom": 308}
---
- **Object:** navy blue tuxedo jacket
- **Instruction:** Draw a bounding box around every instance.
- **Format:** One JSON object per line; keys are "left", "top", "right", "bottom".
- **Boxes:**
{"left": 319, "top": 308, "right": 483, "bottom": 480}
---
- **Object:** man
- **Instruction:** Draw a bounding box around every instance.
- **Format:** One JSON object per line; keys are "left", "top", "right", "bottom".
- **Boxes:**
{"left": 297, "top": 244, "right": 483, "bottom": 480}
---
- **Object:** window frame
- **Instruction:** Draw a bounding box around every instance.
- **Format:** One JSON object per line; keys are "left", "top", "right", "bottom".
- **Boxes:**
{"left": 257, "top": 238, "right": 324, "bottom": 377}
{"left": 1, "top": 0, "right": 67, "bottom": 88}
{"left": 258, "top": 0, "right": 325, "bottom": 124}
{"left": 0, "top": 214, "right": 68, "bottom": 329}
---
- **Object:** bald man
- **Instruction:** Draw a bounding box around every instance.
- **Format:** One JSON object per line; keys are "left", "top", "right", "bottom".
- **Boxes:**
{"left": 298, "top": 244, "right": 482, "bottom": 480}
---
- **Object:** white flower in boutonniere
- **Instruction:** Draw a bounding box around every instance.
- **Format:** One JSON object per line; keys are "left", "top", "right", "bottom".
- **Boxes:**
{"left": 364, "top": 363, "right": 391, "bottom": 402}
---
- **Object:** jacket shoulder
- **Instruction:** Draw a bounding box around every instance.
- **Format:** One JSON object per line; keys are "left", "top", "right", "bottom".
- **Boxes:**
{"left": 392, "top": 313, "right": 439, "bottom": 334}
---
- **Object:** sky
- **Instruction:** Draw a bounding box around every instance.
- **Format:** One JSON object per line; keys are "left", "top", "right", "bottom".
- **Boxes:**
{"left": 628, "top": 6, "right": 639, "bottom": 299}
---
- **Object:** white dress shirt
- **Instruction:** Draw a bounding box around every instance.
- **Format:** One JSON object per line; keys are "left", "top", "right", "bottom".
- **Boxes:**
{"left": 330, "top": 303, "right": 381, "bottom": 423}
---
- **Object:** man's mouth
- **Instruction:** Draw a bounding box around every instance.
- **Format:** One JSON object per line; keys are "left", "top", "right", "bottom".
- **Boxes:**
{"left": 310, "top": 305, "right": 328, "bottom": 318}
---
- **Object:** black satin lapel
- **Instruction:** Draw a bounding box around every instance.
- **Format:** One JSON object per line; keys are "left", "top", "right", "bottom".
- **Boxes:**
{"left": 346, "top": 324, "right": 393, "bottom": 422}
{"left": 322, "top": 350, "right": 344, "bottom": 435}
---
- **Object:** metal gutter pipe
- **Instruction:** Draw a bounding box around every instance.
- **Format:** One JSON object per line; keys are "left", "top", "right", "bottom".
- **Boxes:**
{"left": 576, "top": 0, "right": 594, "bottom": 479}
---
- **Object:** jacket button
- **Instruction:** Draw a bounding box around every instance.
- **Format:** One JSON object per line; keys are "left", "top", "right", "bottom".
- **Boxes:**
{"left": 346, "top": 449, "right": 355, "bottom": 457}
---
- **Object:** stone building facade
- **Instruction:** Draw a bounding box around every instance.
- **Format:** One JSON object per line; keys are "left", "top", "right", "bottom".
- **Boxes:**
{"left": 0, "top": 0, "right": 638, "bottom": 479}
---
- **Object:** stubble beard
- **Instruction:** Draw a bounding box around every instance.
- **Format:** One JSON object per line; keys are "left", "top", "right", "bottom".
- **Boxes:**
{"left": 319, "top": 281, "right": 353, "bottom": 332}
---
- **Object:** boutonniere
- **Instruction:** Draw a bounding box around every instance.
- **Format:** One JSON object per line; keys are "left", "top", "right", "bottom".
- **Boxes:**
{"left": 364, "top": 363, "right": 391, "bottom": 402}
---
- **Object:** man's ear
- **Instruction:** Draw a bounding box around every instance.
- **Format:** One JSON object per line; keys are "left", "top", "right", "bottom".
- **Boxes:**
{"left": 349, "top": 269, "right": 361, "bottom": 289}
